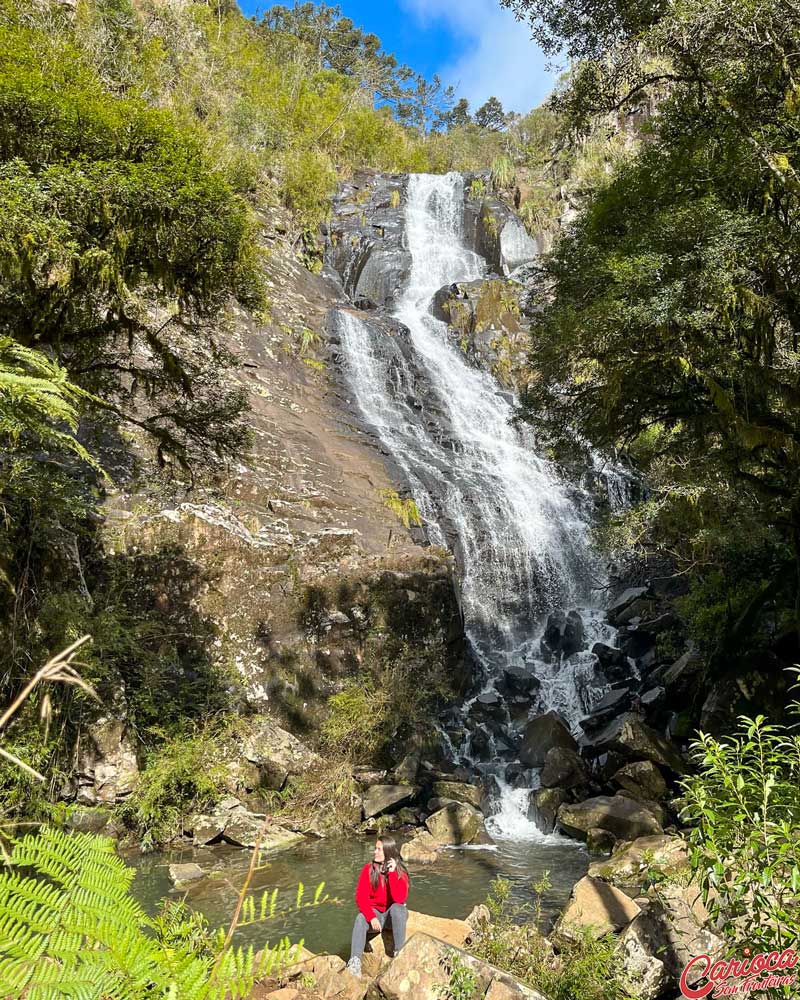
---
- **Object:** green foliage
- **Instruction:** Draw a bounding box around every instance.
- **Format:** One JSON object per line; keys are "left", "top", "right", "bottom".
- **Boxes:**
{"left": 680, "top": 696, "right": 800, "bottom": 953}
{"left": 117, "top": 725, "right": 229, "bottom": 847}
{"left": 0, "top": 826, "right": 303, "bottom": 999}
{"left": 379, "top": 489, "right": 423, "bottom": 529}
{"left": 517, "top": 0, "right": 800, "bottom": 684}
{"left": 470, "top": 876, "right": 631, "bottom": 1000}
{"left": 435, "top": 950, "right": 480, "bottom": 1000}
{"left": 490, "top": 155, "right": 516, "bottom": 190}
{"left": 322, "top": 680, "right": 390, "bottom": 757}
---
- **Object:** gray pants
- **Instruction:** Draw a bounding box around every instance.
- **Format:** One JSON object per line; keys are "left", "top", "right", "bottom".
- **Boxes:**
{"left": 349, "top": 903, "right": 408, "bottom": 962}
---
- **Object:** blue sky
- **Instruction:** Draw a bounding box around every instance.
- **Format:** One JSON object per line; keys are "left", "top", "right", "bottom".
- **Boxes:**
{"left": 240, "top": 0, "right": 556, "bottom": 114}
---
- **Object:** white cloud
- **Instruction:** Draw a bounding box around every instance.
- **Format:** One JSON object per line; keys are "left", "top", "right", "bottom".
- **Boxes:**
{"left": 399, "top": 0, "right": 555, "bottom": 114}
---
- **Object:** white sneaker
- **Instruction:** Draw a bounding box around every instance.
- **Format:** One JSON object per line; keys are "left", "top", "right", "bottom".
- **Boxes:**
{"left": 346, "top": 957, "right": 362, "bottom": 977}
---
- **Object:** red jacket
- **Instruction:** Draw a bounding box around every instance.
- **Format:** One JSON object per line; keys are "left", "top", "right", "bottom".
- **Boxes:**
{"left": 355, "top": 862, "right": 409, "bottom": 921}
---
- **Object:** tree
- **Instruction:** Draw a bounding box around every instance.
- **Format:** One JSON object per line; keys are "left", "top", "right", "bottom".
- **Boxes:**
{"left": 447, "top": 97, "right": 472, "bottom": 129}
{"left": 475, "top": 96, "right": 506, "bottom": 130}
{"left": 517, "top": 0, "right": 800, "bottom": 684}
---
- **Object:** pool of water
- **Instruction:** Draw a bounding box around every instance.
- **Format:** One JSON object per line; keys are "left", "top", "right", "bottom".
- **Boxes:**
{"left": 127, "top": 832, "right": 589, "bottom": 958}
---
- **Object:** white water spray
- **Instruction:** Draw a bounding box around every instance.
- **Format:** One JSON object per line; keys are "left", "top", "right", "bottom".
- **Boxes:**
{"left": 336, "top": 173, "right": 609, "bottom": 841}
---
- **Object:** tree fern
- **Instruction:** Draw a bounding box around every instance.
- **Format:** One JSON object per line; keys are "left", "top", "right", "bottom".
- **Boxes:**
{"left": 0, "top": 827, "right": 313, "bottom": 1000}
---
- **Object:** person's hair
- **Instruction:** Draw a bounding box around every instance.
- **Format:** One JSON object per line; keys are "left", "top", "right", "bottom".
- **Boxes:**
{"left": 369, "top": 835, "right": 410, "bottom": 890}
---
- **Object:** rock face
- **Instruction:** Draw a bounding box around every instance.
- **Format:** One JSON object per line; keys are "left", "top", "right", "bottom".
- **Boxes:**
{"left": 527, "top": 788, "right": 569, "bottom": 833}
{"left": 557, "top": 795, "right": 663, "bottom": 841}
{"left": 519, "top": 711, "right": 577, "bottom": 767}
{"left": 372, "top": 932, "right": 550, "bottom": 1000}
{"left": 425, "top": 802, "right": 481, "bottom": 845}
{"left": 557, "top": 876, "right": 641, "bottom": 940}
{"left": 362, "top": 785, "right": 417, "bottom": 819}
{"left": 76, "top": 717, "right": 138, "bottom": 805}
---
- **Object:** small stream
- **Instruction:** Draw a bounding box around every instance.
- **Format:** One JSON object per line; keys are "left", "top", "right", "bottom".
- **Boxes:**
{"left": 128, "top": 834, "right": 588, "bottom": 957}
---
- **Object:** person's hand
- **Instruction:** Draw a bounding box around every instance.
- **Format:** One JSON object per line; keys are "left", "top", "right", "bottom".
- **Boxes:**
{"left": 386, "top": 859, "right": 397, "bottom": 873}
{"left": 370, "top": 917, "right": 381, "bottom": 933}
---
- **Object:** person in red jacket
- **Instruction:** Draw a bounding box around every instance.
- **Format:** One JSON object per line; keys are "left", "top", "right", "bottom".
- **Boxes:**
{"left": 345, "top": 835, "right": 409, "bottom": 976}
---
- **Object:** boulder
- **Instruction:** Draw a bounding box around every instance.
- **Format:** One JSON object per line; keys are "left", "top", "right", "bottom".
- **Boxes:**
{"left": 316, "top": 968, "right": 368, "bottom": 999}
{"left": 237, "top": 717, "right": 320, "bottom": 792}
{"left": 557, "top": 795, "right": 663, "bottom": 842}
{"left": 284, "top": 953, "right": 345, "bottom": 984}
{"left": 501, "top": 665, "right": 541, "bottom": 695}
{"left": 365, "top": 908, "right": 474, "bottom": 972}
{"left": 589, "top": 835, "right": 690, "bottom": 887}
{"left": 541, "top": 609, "right": 585, "bottom": 660}
{"left": 66, "top": 807, "right": 112, "bottom": 835}
{"left": 362, "top": 784, "right": 417, "bottom": 819}
{"left": 606, "top": 588, "right": 650, "bottom": 626}
{"left": 77, "top": 717, "right": 139, "bottom": 804}
{"left": 353, "top": 768, "right": 390, "bottom": 788}
{"left": 662, "top": 648, "right": 703, "bottom": 691}
{"left": 223, "top": 812, "right": 305, "bottom": 852}
{"left": 426, "top": 797, "right": 457, "bottom": 813}
{"left": 425, "top": 802, "right": 481, "bottom": 845}
{"left": 190, "top": 814, "right": 225, "bottom": 847}
{"left": 616, "top": 884, "right": 725, "bottom": 991}
{"left": 169, "top": 862, "right": 205, "bottom": 887}
{"left": 616, "top": 919, "right": 667, "bottom": 1000}
{"left": 591, "top": 643, "right": 631, "bottom": 680}
{"left": 582, "top": 713, "right": 686, "bottom": 774}
{"left": 527, "top": 788, "right": 568, "bottom": 834}
{"left": 519, "top": 711, "right": 577, "bottom": 767}
{"left": 540, "top": 747, "right": 589, "bottom": 790}
{"left": 400, "top": 833, "right": 439, "bottom": 864}
{"left": 392, "top": 751, "right": 421, "bottom": 785}
{"left": 557, "top": 876, "right": 641, "bottom": 940}
{"left": 372, "top": 932, "right": 550, "bottom": 1000}
{"left": 431, "top": 781, "right": 483, "bottom": 809}
{"left": 613, "top": 597, "right": 658, "bottom": 627}
{"left": 610, "top": 761, "right": 667, "bottom": 802}
{"left": 586, "top": 827, "right": 616, "bottom": 855}
{"left": 579, "top": 687, "right": 634, "bottom": 732}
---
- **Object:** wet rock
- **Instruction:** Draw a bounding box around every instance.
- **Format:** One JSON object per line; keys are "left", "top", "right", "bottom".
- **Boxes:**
{"left": 425, "top": 802, "right": 481, "bottom": 845}
{"left": 557, "top": 795, "right": 663, "bottom": 842}
{"left": 606, "top": 587, "right": 650, "bottom": 626}
{"left": 557, "top": 875, "right": 641, "bottom": 940}
{"left": 431, "top": 780, "right": 483, "bottom": 809}
{"left": 373, "top": 931, "right": 549, "bottom": 1000}
{"left": 540, "top": 747, "right": 590, "bottom": 790}
{"left": 586, "top": 827, "right": 616, "bottom": 855}
{"left": 519, "top": 711, "right": 577, "bottom": 767}
{"left": 579, "top": 687, "right": 634, "bottom": 733}
{"left": 541, "top": 609, "right": 585, "bottom": 661}
{"left": 610, "top": 761, "right": 667, "bottom": 802}
{"left": 591, "top": 644, "right": 633, "bottom": 683}
{"left": 502, "top": 665, "right": 541, "bottom": 695}
{"left": 362, "top": 784, "right": 417, "bottom": 819}
{"left": 169, "top": 863, "right": 205, "bottom": 887}
{"left": 588, "top": 835, "right": 690, "bottom": 888}
{"left": 473, "top": 690, "right": 506, "bottom": 720}
{"left": 528, "top": 787, "right": 569, "bottom": 834}
{"left": 582, "top": 713, "right": 686, "bottom": 774}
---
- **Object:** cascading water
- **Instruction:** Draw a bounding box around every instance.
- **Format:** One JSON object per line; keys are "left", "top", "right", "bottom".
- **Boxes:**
{"left": 334, "top": 173, "right": 615, "bottom": 841}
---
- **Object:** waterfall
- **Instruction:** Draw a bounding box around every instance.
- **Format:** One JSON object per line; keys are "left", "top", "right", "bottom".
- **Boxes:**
{"left": 334, "top": 173, "right": 610, "bottom": 841}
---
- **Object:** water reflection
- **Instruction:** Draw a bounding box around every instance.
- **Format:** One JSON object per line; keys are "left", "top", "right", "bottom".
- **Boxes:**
{"left": 128, "top": 833, "right": 588, "bottom": 958}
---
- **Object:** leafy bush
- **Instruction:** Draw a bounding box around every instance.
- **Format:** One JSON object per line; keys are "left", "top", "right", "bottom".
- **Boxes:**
{"left": 118, "top": 725, "right": 230, "bottom": 847}
{"left": 680, "top": 691, "right": 800, "bottom": 953}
